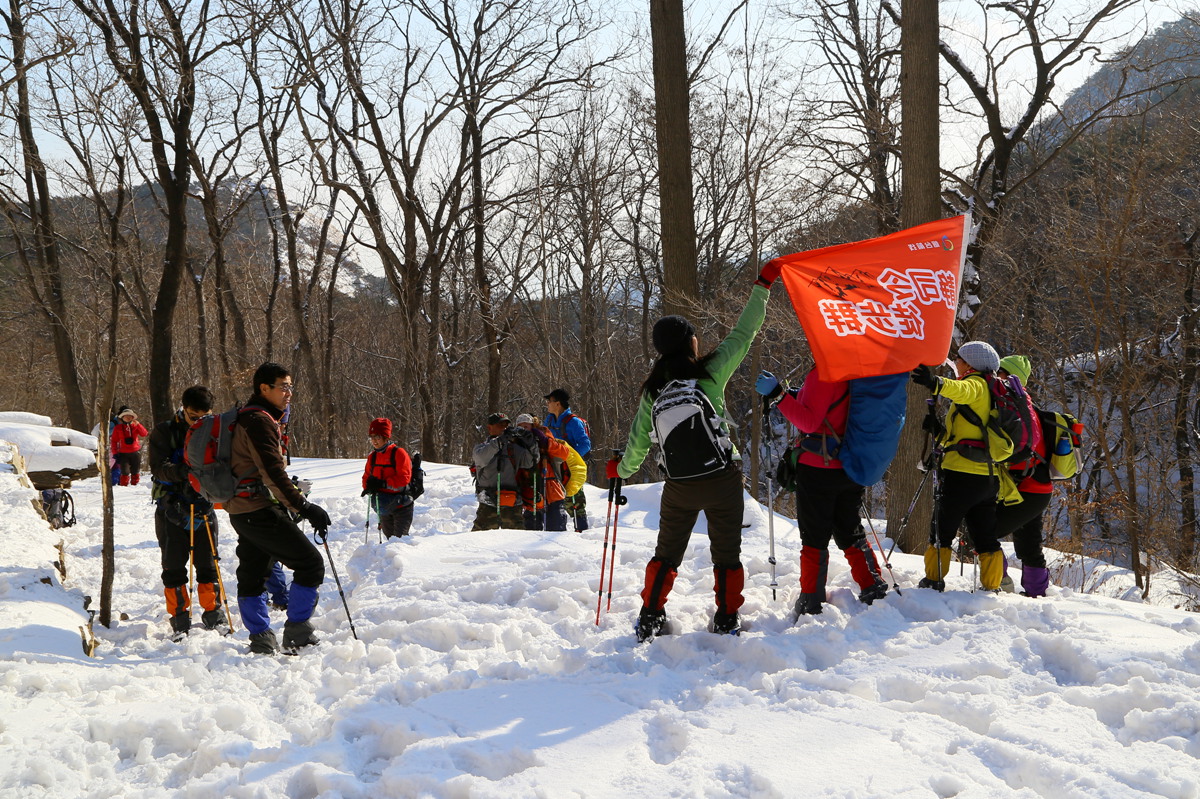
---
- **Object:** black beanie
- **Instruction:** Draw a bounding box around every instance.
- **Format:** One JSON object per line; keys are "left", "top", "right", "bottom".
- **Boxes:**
{"left": 652, "top": 315, "right": 696, "bottom": 356}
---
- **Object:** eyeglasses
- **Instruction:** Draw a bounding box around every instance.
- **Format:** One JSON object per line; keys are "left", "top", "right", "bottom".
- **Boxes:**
{"left": 271, "top": 383, "right": 295, "bottom": 394}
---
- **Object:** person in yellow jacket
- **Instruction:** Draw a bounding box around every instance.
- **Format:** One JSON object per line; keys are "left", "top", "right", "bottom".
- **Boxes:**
{"left": 515, "top": 414, "right": 587, "bottom": 531}
{"left": 910, "top": 340, "right": 1012, "bottom": 592}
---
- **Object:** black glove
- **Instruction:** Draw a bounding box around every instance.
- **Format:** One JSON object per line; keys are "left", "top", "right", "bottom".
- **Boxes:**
{"left": 361, "top": 476, "right": 385, "bottom": 496}
{"left": 910, "top": 364, "right": 939, "bottom": 391}
{"left": 921, "top": 412, "right": 946, "bottom": 439}
{"left": 299, "top": 501, "right": 331, "bottom": 538}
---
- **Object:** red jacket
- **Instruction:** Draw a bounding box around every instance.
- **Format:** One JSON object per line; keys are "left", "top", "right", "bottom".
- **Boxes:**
{"left": 111, "top": 420, "right": 149, "bottom": 455}
{"left": 776, "top": 369, "right": 850, "bottom": 470}
{"left": 363, "top": 444, "right": 412, "bottom": 493}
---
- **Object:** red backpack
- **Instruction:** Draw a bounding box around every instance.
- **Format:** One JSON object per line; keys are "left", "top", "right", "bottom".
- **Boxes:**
{"left": 955, "top": 373, "right": 1041, "bottom": 464}
{"left": 184, "top": 406, "right": 270, "bottom": 503}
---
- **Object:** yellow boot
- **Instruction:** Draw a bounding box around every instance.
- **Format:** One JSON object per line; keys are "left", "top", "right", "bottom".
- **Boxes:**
{"left": 978, "top": 551, "right": 1007, "bottom": 592}
{"left": 919, "top": 546, "right": 951, "bottom": 591}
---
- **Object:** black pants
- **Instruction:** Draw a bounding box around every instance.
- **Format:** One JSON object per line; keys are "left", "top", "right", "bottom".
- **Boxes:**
{"left": 115, "top": 451, "right": 141, "bottom": 477}
{"left": 932, "top": 469, "right": 1000, "bottom": 553}
{"left": 654, "top": 464, "right": 744, "bottom": 569}
{"left": 229, "top": 505, "right": 325, "bottom": 597}
{"left": 381, "top": 503, "right": 415, "bottom": 538}
{"left": 994, "top": 490, "right": 1051, "bottom": 568}
{"left": 794, "top": 463, "right": 865, "bottom": 550}
{"left": 154, "top": 509, "right": 218, "bottom": 589}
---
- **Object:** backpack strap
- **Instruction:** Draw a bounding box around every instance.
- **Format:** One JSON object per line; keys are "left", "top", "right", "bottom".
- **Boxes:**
{"left": 796, "top": 386, "right": 850, "bottom": 465}
{"left": 950, "top": 373, "right": 997, "bottom": 473}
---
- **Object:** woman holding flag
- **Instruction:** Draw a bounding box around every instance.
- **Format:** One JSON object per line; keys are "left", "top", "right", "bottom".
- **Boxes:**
{"left": 609, "top": 262, "right": 778, "bottom": 642}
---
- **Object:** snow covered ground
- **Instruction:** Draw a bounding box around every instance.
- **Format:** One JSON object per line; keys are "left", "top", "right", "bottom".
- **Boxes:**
{"left": 3, "top": 455, "right": 1200, "bottom": 798}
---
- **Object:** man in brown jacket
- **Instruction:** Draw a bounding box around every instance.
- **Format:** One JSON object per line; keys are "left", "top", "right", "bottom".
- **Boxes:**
{"left": 229, "top": 362, "right": 332, "bottom": 654}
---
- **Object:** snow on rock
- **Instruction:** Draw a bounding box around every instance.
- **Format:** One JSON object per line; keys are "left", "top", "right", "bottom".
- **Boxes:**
{"left": 0, "top": 417, "right": 98, "bottom": 480}
{"left": 1, "top": 455, "right": 1199, "bottom": 798}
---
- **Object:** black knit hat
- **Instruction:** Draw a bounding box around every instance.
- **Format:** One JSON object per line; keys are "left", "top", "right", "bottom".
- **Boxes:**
{"left": 652, "top": 315, "right": 696, "bottom": 356}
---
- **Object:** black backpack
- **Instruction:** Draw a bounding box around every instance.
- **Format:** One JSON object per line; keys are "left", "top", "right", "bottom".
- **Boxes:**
{"left": 650, "top": 379, "right": 733, "bottom": 480}
{"left": 41, "top": 488, "right": 76, "bottom": 530}
{"left": 408, "top": 452, "right": 426, "bottom": 500}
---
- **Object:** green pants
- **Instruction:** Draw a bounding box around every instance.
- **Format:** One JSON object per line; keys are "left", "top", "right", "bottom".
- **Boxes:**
{"left": 564, "top": 491, "right": 588, "bottom": 515}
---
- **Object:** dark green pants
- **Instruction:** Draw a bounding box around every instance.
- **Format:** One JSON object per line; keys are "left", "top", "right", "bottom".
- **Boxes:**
{"left": 653, "top": 465, "right": 745, "bottom": 569}
{"left": 472, "top": 503, "right": 524, "bottom": 530}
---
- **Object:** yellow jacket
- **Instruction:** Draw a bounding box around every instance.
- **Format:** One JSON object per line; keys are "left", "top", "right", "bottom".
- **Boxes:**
{"left": 934, "top": 373, "right": 1022, "bottom": 505}
{"left": 934, "top": 373, "right": 1013, "bottom": 475}
{"left": 563, "top": 443, "right": 587, "bottom": 497}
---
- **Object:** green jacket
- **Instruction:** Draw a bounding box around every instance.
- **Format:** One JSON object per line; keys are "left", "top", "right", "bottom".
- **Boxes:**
{"left": 618, "top": 284, "right": 769, "bottom": 479}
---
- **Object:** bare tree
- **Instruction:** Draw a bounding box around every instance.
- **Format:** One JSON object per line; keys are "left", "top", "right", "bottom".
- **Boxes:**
{"left": 71, "top": 0, "right": 251, "bottom": 422}
{"left": 0, "top": 0, "right": 89, "bottom": 430}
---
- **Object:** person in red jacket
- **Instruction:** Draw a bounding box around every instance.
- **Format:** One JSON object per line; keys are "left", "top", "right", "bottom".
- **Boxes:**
{"left": 362, "top": 418, "right": 414, "bottom": 539}
{"left": 111, "top": 408, "right": 150, "bottom": 486}
{"left": 757, "top": 368, "right": 888, "bottom": 616}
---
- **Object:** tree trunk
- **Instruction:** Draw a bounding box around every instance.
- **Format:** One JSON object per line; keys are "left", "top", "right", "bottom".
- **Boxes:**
{"left": 886, "top": 0, "right": 939, "bottom": 554}
{"left": 649, "top": 0, "right": 699, "bottom": 316}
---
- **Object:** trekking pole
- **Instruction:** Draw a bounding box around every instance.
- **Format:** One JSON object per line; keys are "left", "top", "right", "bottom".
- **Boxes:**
{"left": 364, "top": 499, "right": 371, "bottom": 546}
{"left": 595, "top": 448, "right": 623, "bottom": 624}
{"left": 607, "top": 475, "right": 626, "bottom": 613}
{"left": 861, "top": 502, "right": 902, "bottom": 595}
{"left": 317, "top": 529, "right": 358, "bottom": 640}
{"left": 595, "top": 464, "right": 618, "bottom": 625}
{"left": 188, "top": 505, "right": 196, "bottom": 611}
{"left": 202, "top": 514, "right": 236, "bottom": 631}
{"left": 886, "top": 398, "right": 942, "bottom": 561}
{"left": 763, "top": 396, "right": 778, "bottom": 601}
{"left": 886, "top": 465, "right": 932, "bottom": 562}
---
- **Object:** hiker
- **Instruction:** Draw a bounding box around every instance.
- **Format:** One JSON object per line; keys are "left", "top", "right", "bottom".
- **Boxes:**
{"left": 544, "top": 388, "right": 592, "bottom": 531}
{"left": 111, "top": 407, "right": 149, "bottom": 486}
{"left": 148, "top": 386, "right": 227, "bottom": 636}
{"left": 910, "top": 340, "right": 1012, "bottom": 592}
{"left": 516, "top": 413, "right": 587, "bottom": 531}
{"left": 470, "top": 412, "right": 539, "bottom": 530}
{"left": 362, "top": 417, "right": 415, "bottom": 539}
{"left": 612, "top": 263, "right": 777, "bottom": 641}
{"left": 227, "top": 362, "right": 332, "bottom": 654}
{"left": 993, "top": 355, "right": 1052, "bottom": 597}
{"left": 756, "top": 368, "right": 888, "bottom": 616}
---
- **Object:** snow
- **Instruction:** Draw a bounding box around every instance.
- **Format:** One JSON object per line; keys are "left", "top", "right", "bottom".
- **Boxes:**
{"left": 0, "top": 415, "right": 98, "bottom": 474}
{"left": 3, "top": 454, "right": 1200, "bottom": 798}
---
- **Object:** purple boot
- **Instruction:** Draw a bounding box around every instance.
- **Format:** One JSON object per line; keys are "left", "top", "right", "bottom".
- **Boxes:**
{"left": 1021, "top": 566, "right": 1050, "bottom": 598}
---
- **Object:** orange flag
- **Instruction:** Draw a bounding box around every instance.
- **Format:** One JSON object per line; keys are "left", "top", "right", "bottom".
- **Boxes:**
{"left": 773, "top": 215, "right": 970, "bottom": 382}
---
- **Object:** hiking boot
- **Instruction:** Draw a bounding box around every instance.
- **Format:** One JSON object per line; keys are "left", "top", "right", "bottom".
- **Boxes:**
{"left": 169, "top": 612, "right": 191, "bottom": 636}
{"left": 999, "top": 573, "right": 1016, "bottom": 593}
{"left": 634, "top": 609, "right": 667, "bottom": 643}
{"left": 573, "top": 515, "right": 589, "bottom": 533}
{"left": 281, "top": 619, "right": 319, "bottom": 649}
{"left": 248, "top": 629, "right": 279, "bottom": 655}
{"left": 793, "top": 594, "right": 823, "bottom": 616}
{"left": 858, "top": 581, "right": 889, "bottom": 606}
{"left": 201, "top": 608, "right": 228, "bottom": 631}
{"left": 710, "top": 611, "right": 740, "bottom": 635}
{"left": 917, "top": 577, "right": 945, "bottom": 592}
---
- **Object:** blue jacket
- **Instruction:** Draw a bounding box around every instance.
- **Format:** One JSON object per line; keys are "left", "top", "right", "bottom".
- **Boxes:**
{"left": 544, "top": 408, "right": 591, "bottom": 457}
